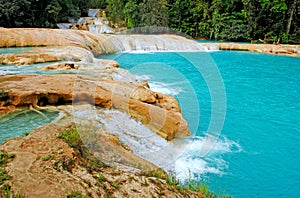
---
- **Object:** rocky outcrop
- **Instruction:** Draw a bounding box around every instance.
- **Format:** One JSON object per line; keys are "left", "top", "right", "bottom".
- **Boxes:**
{"left": 215, "top": 43, "right": 300, "bottom": 57}
{"left": 0, "top": 46, "right": 96, "bottom": 65}
{"left": 0, "top": 28, "right": 117, "bottom": 55}
{"left": 0, "top": 74, "right": 189, "bottom": 140}
{"left": 0, "top": 123, "right": 203, "bottom": 197}
{"left": 0, "top": 28, "right": 215, "bottom": 53}
{"left": 0, "top": 46, "right": 120, "bottom": 67}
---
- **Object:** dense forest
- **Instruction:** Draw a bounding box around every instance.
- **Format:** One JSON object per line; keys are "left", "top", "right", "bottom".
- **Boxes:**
{"left": 0, "top": 0, "right": 299, "bottom": 43}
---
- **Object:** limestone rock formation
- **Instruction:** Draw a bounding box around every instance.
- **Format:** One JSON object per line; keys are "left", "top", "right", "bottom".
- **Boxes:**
{"left": 0, "top": 123, "right": 202, "bottom": 197}
{"left": 215, "top": 43, "right": 300, "bottom": 57}
{"left": 0, "top": 74, "right": 190, "bottom": 140}
{"left": 0, "top": 28, "right": 117, "bottom": 55}
{"left": 0, "top": 46, "right": 95, "bottom": 65}
{"left": 0, "top": 28, "right": 214, "bottom": 53}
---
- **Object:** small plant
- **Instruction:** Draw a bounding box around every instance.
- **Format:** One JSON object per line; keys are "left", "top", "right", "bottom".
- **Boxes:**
{"left": 166, "top": 175, "right": 179, "bottom": 186}
{"left": 59, "top": 127, "right": 81, "bottom": 149}
{"left": 0, "top": 151, "right": 15, "bottom": 165}
{"left": 67, "top": 191, "right": 84, "bottom": 198}
{"left": 22, "top": 131, "right": 30, "bottom": 136}
{"left": 182, "top": 179, "right": 232, "bottom": 198}
{"left": 0, "top": 169, "right": 10, "bottom": 185}
{"left": 97, "top": 173, "right": 106, "bottom": 183}
{"left": 0, "top": 184, "right": 24, "bottom": 198}
{"left": 0, "top": 151, "right": 15, "bottom": 185}
{"left": 42, "top": 154, "right": 55, "bottom": 161}
{"left": 141, "top": 168, "right": 168, "bottom": 180}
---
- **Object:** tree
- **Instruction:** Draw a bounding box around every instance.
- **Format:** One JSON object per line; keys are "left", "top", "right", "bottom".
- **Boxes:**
{"left": 106, "top": 0, "right": 126, "bottom": 25}
{"left": 139, "top": 0, "right": 168, "bottom": 27}
{"left": 0, "top": 0, "right": 32, "bottom": 27}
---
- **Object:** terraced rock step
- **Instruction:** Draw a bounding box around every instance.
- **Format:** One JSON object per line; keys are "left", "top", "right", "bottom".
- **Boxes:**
{"left": 0, "top": 74, "right": 189, "bottom": 140}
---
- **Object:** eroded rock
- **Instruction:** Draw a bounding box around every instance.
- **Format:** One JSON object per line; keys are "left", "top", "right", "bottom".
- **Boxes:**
{"left": 216, "top": 43, "right": 300, "bottom": 57}
{"left": 0, "top": 123, "right": 201, "bottom": 197}
{"left": 0, "top": 74, "right": 190, "bottom": 140}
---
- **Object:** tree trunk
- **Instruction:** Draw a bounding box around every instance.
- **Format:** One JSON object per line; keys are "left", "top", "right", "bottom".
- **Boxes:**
{"left": 287, "top": 0, "right": 297, "bottom": 34}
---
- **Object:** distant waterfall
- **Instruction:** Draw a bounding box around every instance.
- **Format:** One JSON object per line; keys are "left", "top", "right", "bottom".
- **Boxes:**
{"left": 102, "top": 34, "right": 218, "bottom": 52}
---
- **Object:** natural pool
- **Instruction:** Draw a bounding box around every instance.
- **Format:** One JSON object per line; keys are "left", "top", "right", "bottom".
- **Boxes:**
{"left": 1, "top": 46, "right": 300, "bottom": 197}
{"left": 101, "top": 51, "right": 300, "bottom": 197}
{"left": 0, "top": 109, "right": 59, "bottom": 143}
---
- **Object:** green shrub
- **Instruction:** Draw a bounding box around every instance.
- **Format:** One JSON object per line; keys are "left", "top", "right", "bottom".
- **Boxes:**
{"left": 59, "top": 127, "right": 81, "bottom": 149}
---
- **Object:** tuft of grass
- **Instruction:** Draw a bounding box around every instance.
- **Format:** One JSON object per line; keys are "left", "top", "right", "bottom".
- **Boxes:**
{"left": 180, "top": 178, "right": 232, "bottom": 198}
{"left": 67, "top": 191, "right": 84, "bottom": 198}
{"left": 58, "top": 126, "right": 81, "bottom": 149}
{"left": 22, "top": 131, "right": 30, "bottom": 137}
{"left": 0, "top": 169, "right": 9, "bottom": 185}
{"left": 0, "top": 151, "right": 15, "bottom": 185}
{"left": 141, "top": 168, "right": 168, "bottom": 180}
{"left": 0, "top": 151, "right": 15, "bottom": 165}
{"left": 96, "top": 173, "right": 106, "bottom": 183}
{"left": 42, "top": 154, "right": 55, "bottom": 161}
{"left": 0, "top": 184, "right": 24, "bottom": 198}
{"left": 59, "top": 126, "right": 108, "bottom": 172}
{"left": 166, "top": 175, "right": 179, "bottom": 186}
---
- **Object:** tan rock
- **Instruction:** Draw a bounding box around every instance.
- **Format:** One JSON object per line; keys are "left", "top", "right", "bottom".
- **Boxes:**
{"left": 0, "top": 46, "right": 96, "bottom": 65}
{"left": 0, "top": 123, "right": 203, "bottom": 198}
{"left": 0, "top": 74, "right": 190, "bottom": 140}
{"left": 215, "top": 43, "right": 300, "bottom": 57}
{"left": 0, "top": 28, "right": 117, "bottom": 55}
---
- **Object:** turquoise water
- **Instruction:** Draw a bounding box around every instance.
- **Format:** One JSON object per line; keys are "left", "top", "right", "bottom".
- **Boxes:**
{"left": 0, "top": 47, "right": 38, "bottom": 54}
{"left": 100, "top": 51, "right": 300, "bottom": 197}
{"left": 0, "top": 109, "right": 58, "bottom": 144}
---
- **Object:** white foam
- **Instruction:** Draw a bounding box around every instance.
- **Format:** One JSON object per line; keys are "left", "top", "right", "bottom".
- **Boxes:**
{"left": 149, "top": 81, "right": 183, "bottom": 96}
{"left": 66, "top": 105, "right": 242, "bottom": 182}
{"left": 167, "top": 136, "right": 242, "bottom": 181}
{"left": 70, "top": 106, "right": 171, "bottom": 157}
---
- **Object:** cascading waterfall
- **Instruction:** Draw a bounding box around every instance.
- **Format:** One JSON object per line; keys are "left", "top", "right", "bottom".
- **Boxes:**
{"left": 57, "top": 104, "right": 240, "bottom": 182}
{"left": 103, "top": 34, "right": 218, "bottom": 52}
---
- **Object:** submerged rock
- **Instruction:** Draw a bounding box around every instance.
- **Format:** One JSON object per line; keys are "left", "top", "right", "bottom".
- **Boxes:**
{"left": 0, "top": 74, "right": 190, "bottom": 140}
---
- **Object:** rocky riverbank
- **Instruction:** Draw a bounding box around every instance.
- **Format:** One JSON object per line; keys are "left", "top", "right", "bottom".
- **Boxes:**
{"left": 0, "top": 28, "right": 226, "bottom": 197}
{"left": 215, "top": 43, "right": 300, "bottom": 57}
{"left": 0, "top": 123, "right": 207, "bottom": 197}
{"left": 0, "top": 74, "right": 189, "bottom": 140}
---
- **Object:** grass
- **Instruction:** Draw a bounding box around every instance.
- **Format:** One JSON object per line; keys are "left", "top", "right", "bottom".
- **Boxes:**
{"left": 0, "top": 184, "right": 23, "bottom": 198}
{"left": 0, "top": 151, "right": 15, "bottom": 185}
{"left": 59, "top": 125, "right": 108, "bottom": 170}
{"left": 179, "top": 178, "right": 232, "bottom": 198}
{"left": 59, "top": 126, "right": 232, "bottom": 198}
{"left": 66, "top": 191, "right": 84, "bottom": 198}
{"left": 142, "top": 169, "right": 231, "bottom": 198}
{"left": 58, "top": 126, "right": 81, "bottom": 149}
{"left": 22, "top": 131, "right": 30, "bottom": 137}
{"left": 0, "top": 151, "right": 22, "bottom": 197}
{"left": 141, "top": 168, "right": 168, "bottom": 180}
{"left": 0, "top": 151, "right": 15, "bottom": 166}
{"left": 42, "top": 154, "right": 55, "bottom": 161}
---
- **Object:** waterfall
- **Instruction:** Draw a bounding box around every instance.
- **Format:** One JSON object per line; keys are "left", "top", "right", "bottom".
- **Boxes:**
{"left": 89, "top": 25, "right": 114, "bottom": 34}
{"left": 0, "top": 29, "right": 218, "bottom": 55}
{"left": 64, "top": 105, "right": 190, "bottom": 168}
{"left": 102, "top": 34, "right": 218, "bottom": 52}
{"left": 88, "top": 9, "right": 101, "bottom": 17}
{"left": 57, "top": 23, "right": 71, "bottom": 29}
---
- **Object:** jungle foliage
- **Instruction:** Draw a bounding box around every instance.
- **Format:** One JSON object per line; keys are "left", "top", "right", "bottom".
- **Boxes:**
{"left": 0, "top": 0, "right": 299, "bottom": 43}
